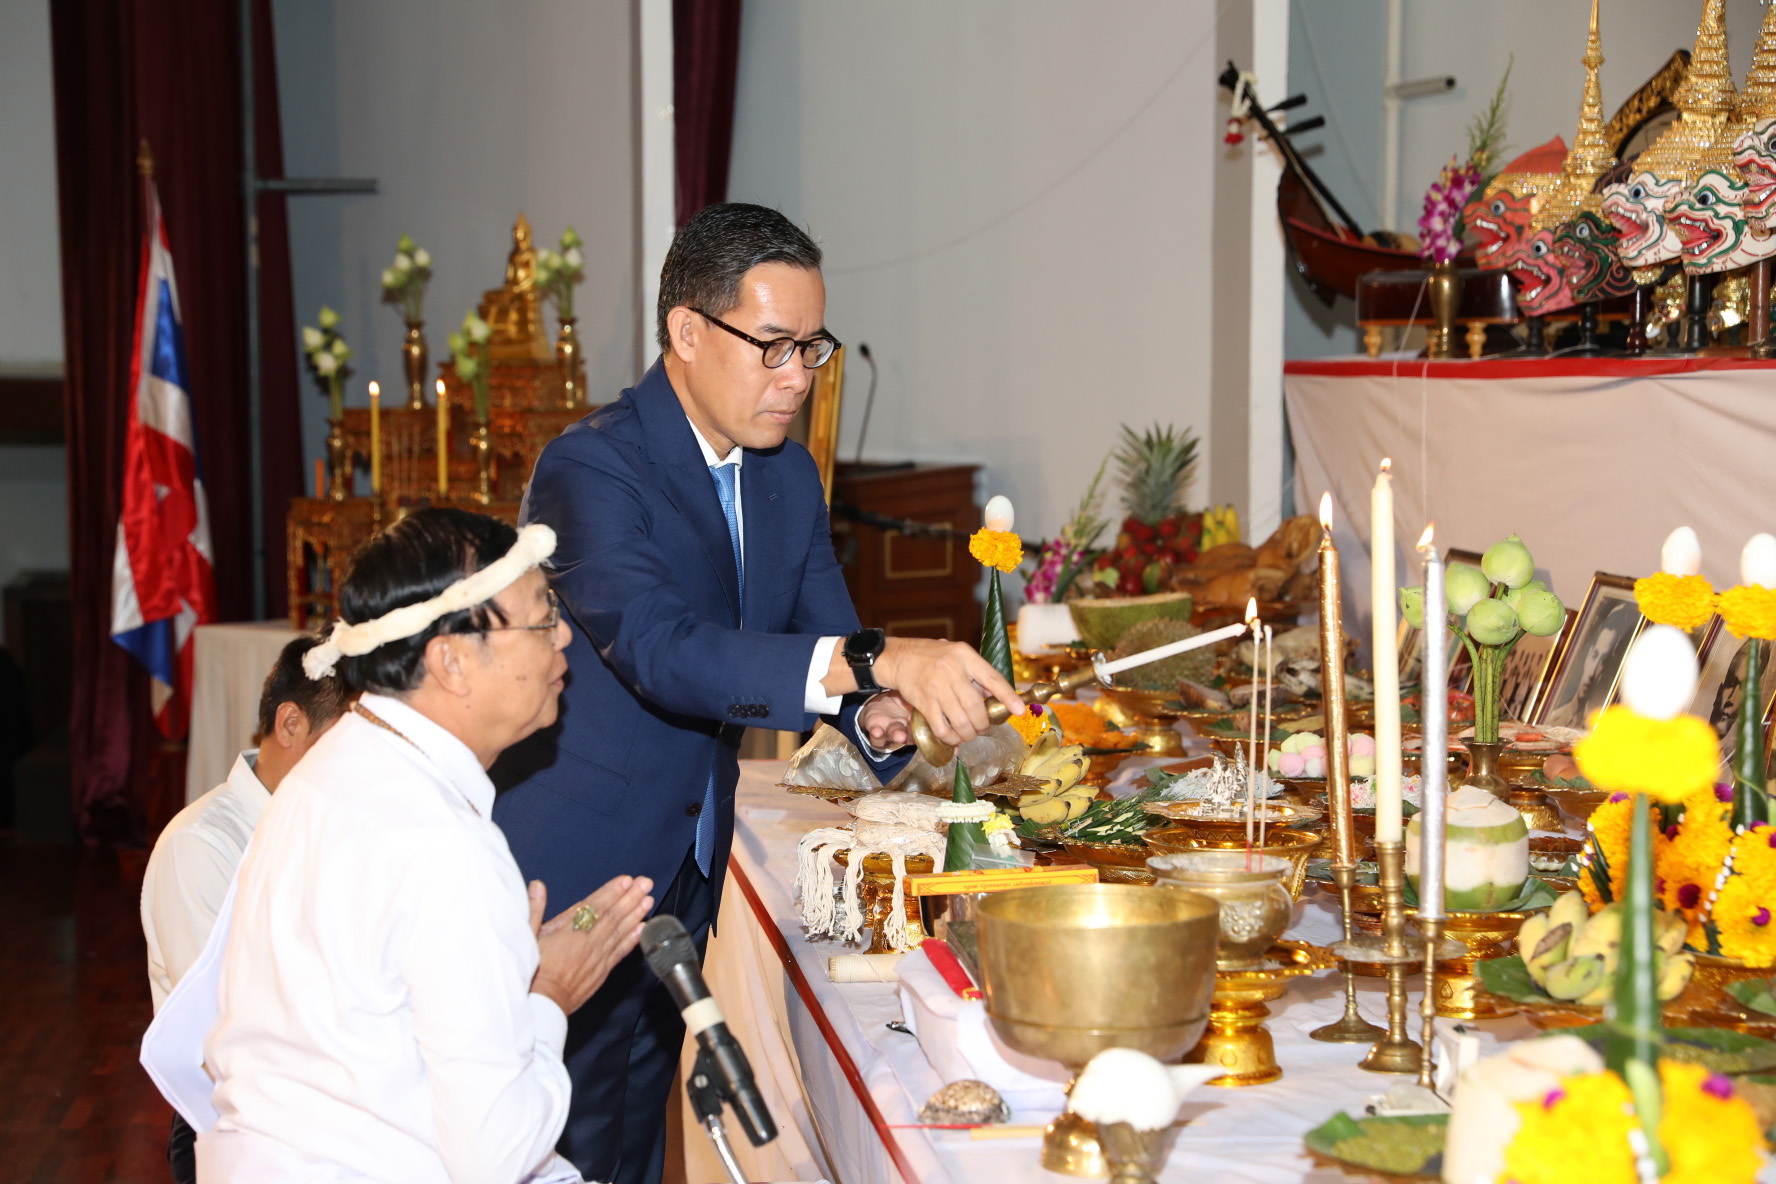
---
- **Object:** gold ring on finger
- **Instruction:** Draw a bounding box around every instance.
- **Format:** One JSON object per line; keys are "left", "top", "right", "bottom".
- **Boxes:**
{"left": 571, "top": 905, "right": 599, "bottom": 932}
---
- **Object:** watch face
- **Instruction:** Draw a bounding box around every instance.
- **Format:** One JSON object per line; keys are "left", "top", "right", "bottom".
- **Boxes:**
{"left": 846, "top": 629, "right": 885, "bottom": 662}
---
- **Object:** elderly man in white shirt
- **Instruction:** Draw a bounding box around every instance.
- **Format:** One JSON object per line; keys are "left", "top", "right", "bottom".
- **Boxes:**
{"left": 140, "top": 633, "right": 348, "bottom": 1182}
{"left": 199, "top": 508, "right": 654, "bottom": 1184}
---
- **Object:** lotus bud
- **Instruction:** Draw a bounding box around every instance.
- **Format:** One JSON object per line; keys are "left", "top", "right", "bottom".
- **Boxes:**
{"left": 564, "top": 246, "right": 584, "bottom": 270}
{"left": 301, "top": 326, "right": 324, "bottom": 351}
{"left": 984, "top": 495, "right": 1014, "bottom": 532}
{"left": 561, "top": 226, "right": 582, "bottom": 249}
{"left": 329, "top": 338, "right": 350, "bottom": 359}
{"left": 318, "top": 305, "right": 340, "bottom": 329}
{"left": 412, "top": 247, "right": 431, "bottom": 270}
{"left": 453, "top": 353, "right": 477, "bottom": 381}
{"left": 1445, "top": 564, "right": 1491, "bottom": 615}
{"left": 464, "top": 314, "right": 492, "bottom": 344}
{"left": 397, "top": 233, "right": 416, "bottom": 253}
{"left": 1743, "top": 533, "right": 1776, "bottom": 588}
{"left": 1618, "top": 624, "right": 1699, "bottom": 720}
{"left": 1481, "top": 534, "right": 1536, "bottom": 589}
{"left": 1501, "top": 579, "right": 1548, "bottom": 614}
{"left": 384, "top": 267, "right": 405, "bottom": 290}
{"left": 1400, "top": 586, "right": 1425, "bottom": 629}
{"left": 313, "top": 351, "right": 339, "bottom": 376}
{"left": 1514, "top": 589, "right": 1566, "bottom": 637}
{"left": 1466, "top": 598, "right": 1520, "bottom": 645}
{"left": 393, "top": 253, "right": 413, "bottom": 274}
{"left": 1662, "top": 526, "right": 1702, "bottom": 577}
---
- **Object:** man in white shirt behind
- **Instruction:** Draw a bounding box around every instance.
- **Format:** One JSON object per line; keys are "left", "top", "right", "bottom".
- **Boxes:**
{"left": 200, "top": 507, "right": 654, "bottom": 1184}
{"left": 140, "top": 634, "right": 348, "bottom": 1183}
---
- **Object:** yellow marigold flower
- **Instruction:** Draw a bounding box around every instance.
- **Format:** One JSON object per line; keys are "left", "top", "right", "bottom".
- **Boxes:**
{"left": 1635, "top": 572, "right": 1717, "bottom": 631}
{"left": 1574, "top": 706, "right": 1722, "bottom": 805}
{"left": 969, "top": 528, "right": 1024, "bottom": 573}
{"left": 1659, "top": 1060, "right": 1768, "bottom": 1184}
{"left": 1008, "top": 703, "right": 1047, "bottom": 746}
{"left": 1503, "top": 1070, "right": 1637, "bottom": 1184}
{"left": 1721, "top": 584, "right": 1776, "bottom": 641}
{"left": 1580, "top": 794, "right": 1633, "bottom": 909}
{"left": 1659, "top": 792, "right": 1733, "bottom": 932}
{"left": 982, "top": 810, "right": 1012, "bottom": 836}
{"left": 1714, "top": 824, "right": 1776, "bottom": 968}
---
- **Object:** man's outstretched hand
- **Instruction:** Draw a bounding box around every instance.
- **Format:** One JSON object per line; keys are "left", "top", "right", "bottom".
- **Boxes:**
{"left": 853, "top": 637, "right": 1024, "bottom": 750}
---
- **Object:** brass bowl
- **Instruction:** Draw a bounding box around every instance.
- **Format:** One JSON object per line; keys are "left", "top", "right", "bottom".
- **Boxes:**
{"left": 1061, "top": 838, "right": 1157, "bottom": 886}
{"left": 1496, "top": 748, "right": 1551, "bottom": 780}
{"left": 1148, "top": 851, "right": 1294, "bottom": 972}
{"left": 1141, "top": 827, "right": 1319, "bottom": 900}
{"left": 975, "top": 883, "right": 1220, "bottom": 1067}
{"left": 1402, "top": 747, "right": 1464, "bottom": 779}
{"left": 1536, "top": 783, "right": 1610, "bottom": 822}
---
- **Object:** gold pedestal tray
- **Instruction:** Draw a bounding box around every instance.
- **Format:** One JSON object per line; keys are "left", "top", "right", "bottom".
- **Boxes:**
{"left": 1533, "top": 782, "right": 1610, "bottom": 823}
{"left": 1184, "top": 940, "right": 1334, "bottom": 1086}
{"left": 832, "top": 849, "right": 936, "bottom": 955}
{"left": 1507, "top": 786, "right": 1564, "bottom": 832}
{"left": 1096, "top": 686, "right": 1187, "bottom": 757}
{"left": 1060, "top": 838, "right": 1155, "bottom": 886}
{"left": 1412, "top": 907, "right": 1533, "bottom": 1020}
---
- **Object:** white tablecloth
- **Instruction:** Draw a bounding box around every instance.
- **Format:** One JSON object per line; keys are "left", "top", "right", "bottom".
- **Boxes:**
{"left": 1283, "top": 355, "right": 1776, "bottom": 661}
{"left": 697, "top": 759, "right": 1536, "bottom": 1184}
{"left": 184, "top": 621, "right": 301, "bottom": 804}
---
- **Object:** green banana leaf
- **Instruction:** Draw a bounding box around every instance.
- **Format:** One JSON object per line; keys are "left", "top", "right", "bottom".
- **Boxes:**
{"left": 1303, "top": 1112, "right": 1446, "bottom": 1180}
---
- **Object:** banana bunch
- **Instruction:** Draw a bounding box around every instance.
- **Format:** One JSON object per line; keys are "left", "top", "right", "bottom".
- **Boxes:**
{"left": 1016, "top": 732, "right": 1092, "bottom": 824}
{"left": 1200, "top": 504, "right": 1241, "bottom": 550}
{"left": 1518, "top": 892, "right": 1693, "bottom": 1007}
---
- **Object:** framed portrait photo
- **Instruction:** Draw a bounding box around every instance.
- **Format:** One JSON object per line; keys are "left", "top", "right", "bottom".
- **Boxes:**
{"left": 1531, "top": 574, "right": 1645, "bottom": 732}
{"left": 1688, "top": 616, "right": 1776, "bottom": 749}
{"left": 1500, "top": 607, "right": 1577, "bottom": 723}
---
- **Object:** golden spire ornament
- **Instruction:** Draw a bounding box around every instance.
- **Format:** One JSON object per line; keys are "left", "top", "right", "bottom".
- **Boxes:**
{"left": 1533, "top": 0, "right": 1617, "bottom": 231}
{"left": 1633, "top": 0, "right": 1737, "bottom": 188}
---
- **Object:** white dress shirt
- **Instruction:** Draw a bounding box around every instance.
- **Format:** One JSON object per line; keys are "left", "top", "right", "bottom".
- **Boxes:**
{"left": 199, "top": 694, "right": 575, "bottom": 1184}
{"left": 141, "top": 751, "right": 270, "bottom": 1013}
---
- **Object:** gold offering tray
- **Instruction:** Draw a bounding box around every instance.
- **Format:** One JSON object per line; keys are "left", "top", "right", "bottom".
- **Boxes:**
{"left": 1189, "top": 940, "right": 1336, "bottom": 1087}
{"left": 1144, "top": 799, "right": 1323, "bottom": 828}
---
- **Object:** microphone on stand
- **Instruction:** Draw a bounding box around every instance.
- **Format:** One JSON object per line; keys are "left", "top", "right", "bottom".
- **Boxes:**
{"left": 641, "top": 915, "right": 777, "bottom": 1151}
{"left": 851, "top": 342, "right": 878, "bottom": 464}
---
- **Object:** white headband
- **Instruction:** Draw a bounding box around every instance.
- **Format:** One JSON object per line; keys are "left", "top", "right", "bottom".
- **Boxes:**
{"left": 304, "top": 523, "right": 559, "bottom": 680}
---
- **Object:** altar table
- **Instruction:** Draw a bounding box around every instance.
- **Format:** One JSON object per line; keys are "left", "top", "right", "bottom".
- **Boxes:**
{"left": 1284, "top": 355, "right": 1776, "bottom": 659}
{"left": 694, "top": 759, "right": 1535, "bottom": 1184}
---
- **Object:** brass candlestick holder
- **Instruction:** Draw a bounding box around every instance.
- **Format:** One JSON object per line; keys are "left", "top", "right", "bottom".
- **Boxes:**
{"left": 1416, "top": 913, "right": 1448, "bottom": 1091}
{"left": 470, "top": 418, "right": 493, "bottom": 505}
{"left": 1310, "top": 861, "right": 1386, "bottom": 1044}
{"left": 1345, "top": 840, "right": 1423, "bottom": 1074}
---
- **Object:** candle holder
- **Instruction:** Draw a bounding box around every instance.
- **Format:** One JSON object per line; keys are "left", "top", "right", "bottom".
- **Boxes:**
{"left": 402, "top": 321, "right": 428, "bottom": 410}
{"left": 1416, "top": 913, "right": 1447, "bottom": 1091}
{"left": 555, "top": 316, "right": 586, "bottom": 409}
{"left": 1309, "top": 862, "right": 1386, "bottom": 1044}
{"left": 325, "top": 418, "right": 350, "bottom": 502}
{"left": 1346, "top": 841, "right": 1423, "bottom": 1074}
{"left": 470, "top": 419, "right": 493, "bottom": 505}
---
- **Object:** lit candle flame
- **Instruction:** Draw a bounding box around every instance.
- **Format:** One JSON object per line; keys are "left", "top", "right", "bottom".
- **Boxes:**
{"left": 1380, "top": 457, "right": 1391, "bottom": 473}
{"left": 435, "top": 379, "right": 446, "bottom": 397}
{"left": 1318, "top": 491, "right": 1333, "bottom": 531}
{"left": 1245, "top": 596, "right": 1259, "bottom": 626}
{"left": 368, "top": 381, "right": 380, "bottom": 399}
{"left": 1418, "top": 523, "right": 1435, "bottom": 552}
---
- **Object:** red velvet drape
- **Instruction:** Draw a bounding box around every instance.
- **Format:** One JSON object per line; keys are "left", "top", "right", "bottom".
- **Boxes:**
{"left": 673, "top": 0, "right": 744, "bottom": 228}
{"left": 51, "top": 0, "right": 301, "bottom": 843}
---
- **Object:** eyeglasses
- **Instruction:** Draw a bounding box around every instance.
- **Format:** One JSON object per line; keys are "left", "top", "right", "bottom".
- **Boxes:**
{"left": 692, "top": 308, "right": 840, "bottom": 369}
{"left": 484, "top": 587, "right": 561, "bottom": 635}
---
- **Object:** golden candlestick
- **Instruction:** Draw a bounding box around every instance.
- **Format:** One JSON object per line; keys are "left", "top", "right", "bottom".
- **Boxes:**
{"left": 1310, "top": 861, "right": 1385, "bottom": 1044}
{"left": 470, "top": 418, "right": 492, "bottom": 505}
{"left": 1353, "top": 840, "right": 1422, "bottom": 1075}
{"left": 368, "top": 381, "right": 382, "bottom": 495}
{"left": 435, "top": 379, "right": 449, "bottom": 498}
{"left": 1416, "top": 913, "right": 1448, "bottom": 1090}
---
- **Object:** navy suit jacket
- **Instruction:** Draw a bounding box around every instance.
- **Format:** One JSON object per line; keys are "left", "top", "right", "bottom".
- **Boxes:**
{"left": 492, "top": 360, "right": 905, "bottom": 911}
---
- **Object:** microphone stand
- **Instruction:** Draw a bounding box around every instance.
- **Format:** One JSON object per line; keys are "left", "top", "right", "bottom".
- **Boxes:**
{"left": 687, "top": 1047, "right": 749, "bottom": 1184}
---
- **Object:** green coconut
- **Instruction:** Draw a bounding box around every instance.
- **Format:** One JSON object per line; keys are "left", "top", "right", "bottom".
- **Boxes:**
{"left": 1405, "top": 786, "right": 1529, "bottom": 911}
{"left": 1109, "top": 617, "right": 1215, "bottom": 690}
{"left": 1068, "top": 591, "right": 1194, "bottom": 651}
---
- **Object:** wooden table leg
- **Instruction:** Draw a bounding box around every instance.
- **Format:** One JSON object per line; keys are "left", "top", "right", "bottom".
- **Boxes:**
{"left": 1363, "top": 325, "right": 1383, "bottom": 358}
{"left": 1465, "top": 322, "right": 1487, "bottom": 359}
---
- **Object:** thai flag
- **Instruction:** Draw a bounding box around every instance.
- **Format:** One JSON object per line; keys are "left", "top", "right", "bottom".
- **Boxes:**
{"left": 110, "top": 180, "right": 215, "bottom": 739}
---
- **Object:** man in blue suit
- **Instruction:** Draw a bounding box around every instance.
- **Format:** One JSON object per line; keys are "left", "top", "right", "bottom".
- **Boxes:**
{"left": 493, "top": 203, "right": 1020, "bottom": 1184}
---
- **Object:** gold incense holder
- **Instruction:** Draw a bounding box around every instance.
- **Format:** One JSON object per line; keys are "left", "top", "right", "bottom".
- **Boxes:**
{"left": 1185, "top": 940, "right": 1335, "bottom": 1086}
{"left": 832, "top": 849, "right": 935, "bottom": 955}
{"left": 1144, "top": 827, "right": 1320, "bottom": 900}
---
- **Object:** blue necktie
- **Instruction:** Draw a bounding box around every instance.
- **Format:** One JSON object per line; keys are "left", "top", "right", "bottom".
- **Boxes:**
{"left": 696, "top": 462, "right": 743, "bottom": 875}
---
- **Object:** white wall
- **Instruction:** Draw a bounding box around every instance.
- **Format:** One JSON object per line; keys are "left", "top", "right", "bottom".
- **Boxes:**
{"left": 272, "top": 0, "right": 637, "bottom": 479}
{"left": 1281, "top": 0, "right": 1770, "bottom": 361}
{"left": 727, "top": 0, "right": 1231, "bottom": 548}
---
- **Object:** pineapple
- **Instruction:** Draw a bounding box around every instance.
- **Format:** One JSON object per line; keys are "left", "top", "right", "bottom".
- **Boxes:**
{"left": 1092, "top": 424, "right": 1203, "bottom": 597}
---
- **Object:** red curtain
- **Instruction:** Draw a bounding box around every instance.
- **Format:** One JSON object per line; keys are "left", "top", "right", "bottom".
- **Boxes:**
{"left": 673, "top": 0, "right": 744, "bottom": 228}
{"left": 51, "top": 0, "right": 301, "bottom": 843}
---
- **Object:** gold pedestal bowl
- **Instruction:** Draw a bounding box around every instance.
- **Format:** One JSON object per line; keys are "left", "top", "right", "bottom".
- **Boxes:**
{"left": 1142, "top": 827, "right": 1320, "bottom": 900}
{"left": 1147, "top": 851, "right": 1293, "bottom": 973}
{"left": 1186, "top": 940, "right": 1336, "bottom": 1086}
{"left": 976, "top": 883, "right": 1220, "bottom": 1178}
{"left": 1095, "top": 685, "right": 1187, "bottom": 758}
{"left": 832, "top": 849, "right": 935, "bottom": 955}
{"left": 1410, "top": 906, "right": 1533, "bottom": 1020}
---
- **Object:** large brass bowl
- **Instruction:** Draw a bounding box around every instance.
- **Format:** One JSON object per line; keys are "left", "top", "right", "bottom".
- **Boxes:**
{"left": 976, "top": 883, "right": 1221, "bottom": 1067}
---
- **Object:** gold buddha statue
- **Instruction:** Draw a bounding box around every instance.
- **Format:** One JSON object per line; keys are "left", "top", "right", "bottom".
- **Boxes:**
{"left": 478, "top": 214, "right": 553, "bottom": 361}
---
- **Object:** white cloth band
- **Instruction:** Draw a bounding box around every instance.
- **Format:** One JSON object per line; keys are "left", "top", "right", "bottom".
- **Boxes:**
{"left": 304, "top": 523, "right": 559, "bottom": 679}
{"left": 682, "top": 997, "right": 725, "bottom": 1038}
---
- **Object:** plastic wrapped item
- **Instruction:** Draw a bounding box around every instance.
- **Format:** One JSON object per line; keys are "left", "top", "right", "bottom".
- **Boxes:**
{"left": 779, "top": 721, "right": 1028, "bottom": 797}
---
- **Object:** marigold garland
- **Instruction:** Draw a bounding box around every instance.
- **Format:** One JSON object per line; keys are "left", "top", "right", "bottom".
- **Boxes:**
{"left": 968, "top": 528, "right": 1024, "bottom": 573}
{"left": 1574, "top": 706, "right": 1723, "bottom": 805}
{"left": 1048, "top": 700, "right": 1141, "bottom": 750}
{"left": 1580, "top": 794, "right": 1633, "bottom": 909}
{"left": 1502, "top": 1071, "right": 1637, "bottom": 1184}
{"left": 1660, "top": 795, "right": 1733, "bottom": 938}
{"left": 1635, "top": 572, "right": 1717, "bottom": 631}
{"left": 1720, "top": 584, "right": 1776, "bottom": 641}
{"left": 1008, "top": 702, "right": 1048, "bottom": 746}
{"left": 1712, "top": 825, "right": 1776, "bottom": 967}
{"left": 1657, "top": 1062, "right": 1768, "bottom": 1184}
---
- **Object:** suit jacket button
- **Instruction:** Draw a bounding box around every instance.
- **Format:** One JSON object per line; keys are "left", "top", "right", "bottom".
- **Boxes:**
{"left": 686, "top": 802, "right": 702, "bottom": 817}
{"left": 727, "top": 705, "right": 744, "bottom": 718}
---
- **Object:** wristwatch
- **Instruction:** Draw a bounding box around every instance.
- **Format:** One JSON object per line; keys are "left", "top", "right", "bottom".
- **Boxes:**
{"left": 843, "top": 628, "right": 887, "bottom": 694}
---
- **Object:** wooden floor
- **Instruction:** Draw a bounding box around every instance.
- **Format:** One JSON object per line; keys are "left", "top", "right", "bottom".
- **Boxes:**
{"left": 2, "top": 836, "right": 173, "bottom": 1183}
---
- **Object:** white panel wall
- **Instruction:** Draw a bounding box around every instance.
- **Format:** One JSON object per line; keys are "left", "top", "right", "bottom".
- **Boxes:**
{"left": 726, "top": 0, "right": 1227, "bottom": 547}
{"left": 271, "top": 0, "right": 637, "bottom": 480}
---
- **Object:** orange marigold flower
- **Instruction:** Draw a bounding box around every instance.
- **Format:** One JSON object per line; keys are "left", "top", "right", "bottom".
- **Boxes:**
{"left": 1720, "top": 584, "right": 1776, "bottom": 641}
{"left": 1008, "top": 703, "right": 1048, "bottom": 746}
{"left": 969, "top": 528, "right": 1024, "bottom": 573}
{"left": 1660, "top": 791, "right": 1733, "bottom": 932}
{"left": 1714, "top": 824, "right": 1776, "bottom": 968}
{"left": 1658, "top": 1060, "right": 1768, "bottom": 1184}
{"left": 1574, "top": 706, "right": 1722, "bottom": 805}
{"left": 1502, "top": 1070, "right": 1636, "bottom": 1184}
{"left": 1580, "top": 793, "right": 1634, "bottom": 909}
{"left": 1635, "top": 572, "right": 1717, "bottom": 631}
